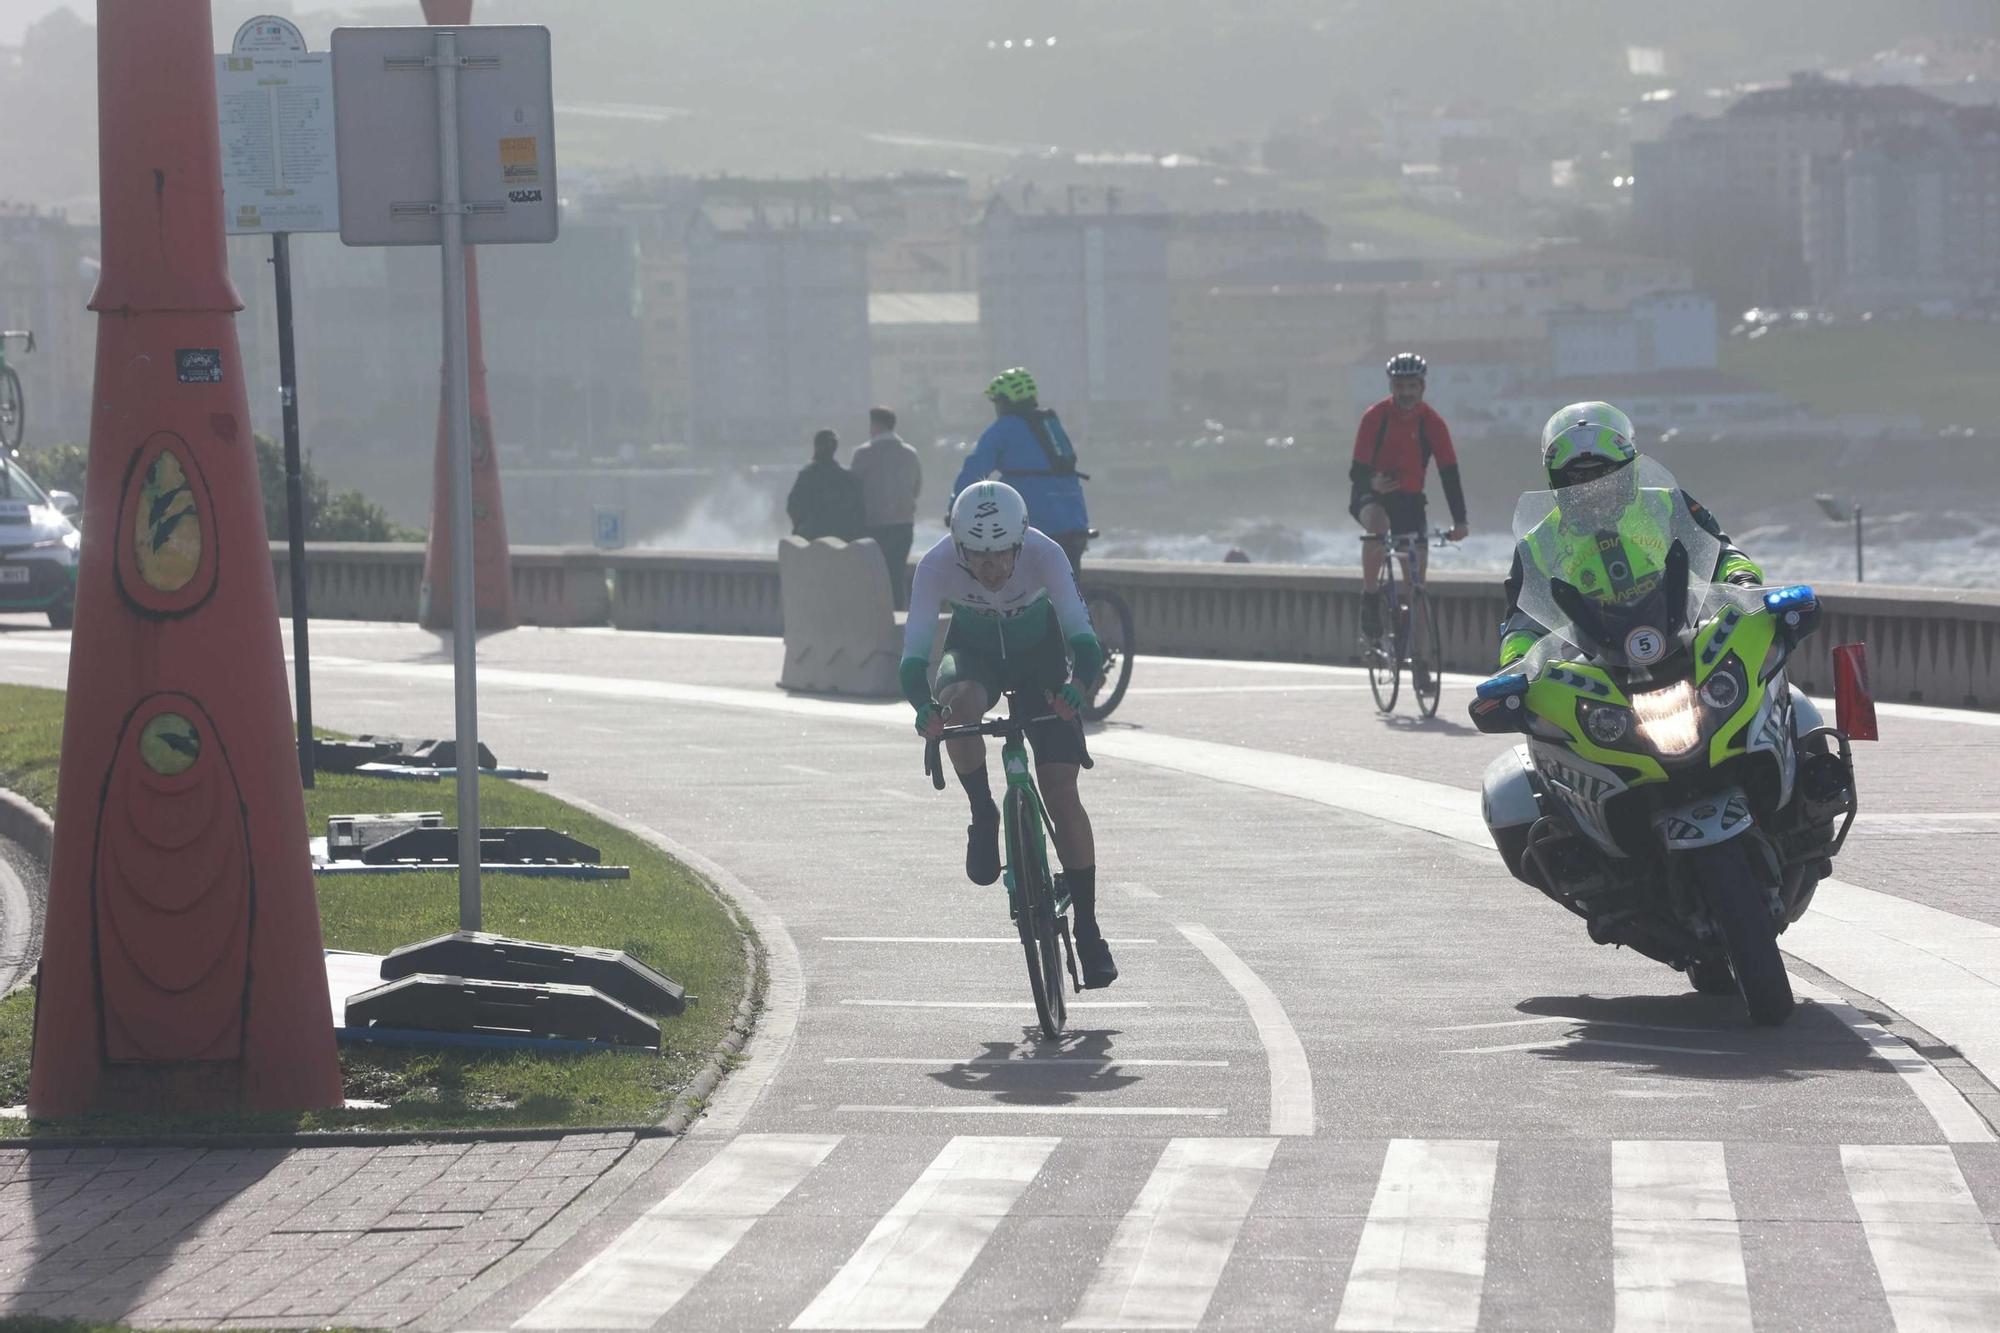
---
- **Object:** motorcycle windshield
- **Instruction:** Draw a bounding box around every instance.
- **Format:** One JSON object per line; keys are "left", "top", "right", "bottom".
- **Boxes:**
{"left": 1509, "top": 457, "right": 1724, "bottom": 676}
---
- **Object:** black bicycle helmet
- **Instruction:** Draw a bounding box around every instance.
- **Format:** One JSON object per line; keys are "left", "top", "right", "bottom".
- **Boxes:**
{"left": 1385, "top": 352, "right": 1427, "bottom": 379}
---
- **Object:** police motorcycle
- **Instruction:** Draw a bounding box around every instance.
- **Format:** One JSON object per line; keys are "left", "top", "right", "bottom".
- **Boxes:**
{"left": 1469, "top": 458, "right": 1858, "bottom": 1026}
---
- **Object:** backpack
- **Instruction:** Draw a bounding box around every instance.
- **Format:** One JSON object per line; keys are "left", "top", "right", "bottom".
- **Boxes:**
{"left": 1016, "top": 409, "right": 1088, "bottom": 480}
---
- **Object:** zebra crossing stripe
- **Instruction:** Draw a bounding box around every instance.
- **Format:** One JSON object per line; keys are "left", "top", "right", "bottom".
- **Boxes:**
{"left": 1066, "top": 1137, "right": 1279, "bottom": 1330}
{"left": 1334, "top": 1139, "right": 1498, "bottom": 1333}
{"left": 1843, "top": 1144, "right": 2000, "bottom": 1329}
{"left": 791, "top": 1135, "right": 1059, "bottom": 1330}
{"left": 514, "top": 1133, "right": 839, "bottom": 1330}
{"left": 1611, "top": 1141, "right": 1753, "bottom": 1332}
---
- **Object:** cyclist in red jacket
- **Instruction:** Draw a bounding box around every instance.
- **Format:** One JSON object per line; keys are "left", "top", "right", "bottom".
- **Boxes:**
{"left": 1351, "top": 352, "right": 1469, "bottom": 644}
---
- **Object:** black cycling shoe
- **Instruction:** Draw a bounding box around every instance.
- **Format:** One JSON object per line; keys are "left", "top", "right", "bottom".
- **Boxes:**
{"left": 1359, "top": 601, "right": 1384, "bottom": 643}
{"left": 1077, "top": 935, "right": 1118, "bottom": 989}
{"left": 965, "top": 810, "right": 1001, "bottom": 886}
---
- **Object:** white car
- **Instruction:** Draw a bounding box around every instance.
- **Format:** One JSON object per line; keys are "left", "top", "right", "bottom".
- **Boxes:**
{"left": 0, "top": 453, "right": 81, "bottom": 628}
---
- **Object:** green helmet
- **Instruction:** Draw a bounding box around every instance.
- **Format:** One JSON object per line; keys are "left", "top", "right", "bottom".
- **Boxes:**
{"left": 1541, "top": 401, "right": 1637, "bottom": 488}
{"left": 985, "top": 367, "right": 1038, "bottom": 406}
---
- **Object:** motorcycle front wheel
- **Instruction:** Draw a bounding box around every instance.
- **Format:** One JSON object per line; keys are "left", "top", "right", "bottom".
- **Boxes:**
{"left": 1691, "top": 839, "right": 1794, "bottom": 1026}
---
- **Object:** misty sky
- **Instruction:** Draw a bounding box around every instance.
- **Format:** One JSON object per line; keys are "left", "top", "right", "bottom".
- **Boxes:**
{"left": 0, "top": 0, "right": 402, "bottom": 44}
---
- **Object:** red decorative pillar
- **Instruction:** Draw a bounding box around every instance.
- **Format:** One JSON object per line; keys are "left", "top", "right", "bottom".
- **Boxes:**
{"left": 418, "top": 0, "right": 517, "bottom": 630}
{"left": 28, "top": 0, "right": 343, "bottom": 1116}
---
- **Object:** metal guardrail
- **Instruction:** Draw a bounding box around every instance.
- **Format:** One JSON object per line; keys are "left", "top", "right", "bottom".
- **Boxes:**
{"left": 269, "top": 543, "right": 2000, "bottom": 710}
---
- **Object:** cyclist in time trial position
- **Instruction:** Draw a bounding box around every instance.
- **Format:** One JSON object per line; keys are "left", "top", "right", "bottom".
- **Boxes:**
{"left": 1351, "top": 352, "right": 1470, "bottom": 647}
{"left": 952, "top": 368, "right": 1093, "bottom": 574}
{"left": 902, "top": 481, "right": 1118, "bottom": 988}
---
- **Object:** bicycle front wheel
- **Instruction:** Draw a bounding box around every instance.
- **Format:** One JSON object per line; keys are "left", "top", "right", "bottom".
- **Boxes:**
{"left": 1005, "top": 787, "right": 1066, "bottom": 1040}
{"left": 1410, "top": 586, "right": 1443, "bottom": 718}
{"left": 0, "top": 365, "right": 22, "bottom": 450}
{"left": 1080, "top": 586, "right": 1135, "bottom": 720}
{"left": 1367, "top": 589, "right": 1400, "bottom": 713}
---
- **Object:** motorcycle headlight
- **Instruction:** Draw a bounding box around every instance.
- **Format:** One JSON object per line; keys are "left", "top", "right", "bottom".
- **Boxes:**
{"left": 1579, "top": 700, "right": 1632, "bottom": 746}
{"left": 1633, "top": 678, "right": 1702, "bottom": 756}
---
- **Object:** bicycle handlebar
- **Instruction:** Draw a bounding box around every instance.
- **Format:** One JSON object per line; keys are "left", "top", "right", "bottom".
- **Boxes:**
{"left": 0, "top": 331, "right": 34, "bottom": 354}
{"left": 1360, "top": 528, "right": 1457, "bottom": 549}
{"left": 923, "top": 711, "right": 1092, "bottom": 789}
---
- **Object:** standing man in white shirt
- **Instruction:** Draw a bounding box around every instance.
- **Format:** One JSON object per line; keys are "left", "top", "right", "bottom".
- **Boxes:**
{"left": 850, "top": 406, "right": 923, "bottom": 609}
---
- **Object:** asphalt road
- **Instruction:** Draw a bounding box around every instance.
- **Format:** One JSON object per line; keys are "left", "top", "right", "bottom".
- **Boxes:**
{"left": 3, "top": 616, "right": 1999, "bottom": 1331}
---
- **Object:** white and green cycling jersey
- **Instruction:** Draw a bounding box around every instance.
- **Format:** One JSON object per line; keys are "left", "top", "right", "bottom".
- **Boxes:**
{"left": 898, "top": 529, "right": 1102, "bottom": 709}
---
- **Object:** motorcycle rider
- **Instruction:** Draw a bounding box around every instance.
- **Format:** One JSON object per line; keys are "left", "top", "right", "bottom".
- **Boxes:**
{"left": 1498, "top": 402, "right": 1763, "bottom": 668}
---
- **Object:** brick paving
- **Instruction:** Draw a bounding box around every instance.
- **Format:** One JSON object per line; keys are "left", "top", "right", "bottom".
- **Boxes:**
{"left": 0, "top": 1133, "right": 643, "bottom": 1329}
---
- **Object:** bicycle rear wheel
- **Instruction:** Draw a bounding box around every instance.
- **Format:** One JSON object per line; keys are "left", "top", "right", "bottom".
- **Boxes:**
{"left": 1005, "top": 788, "right": 1066, "bottom": 1040}
{"left": 0, "top": 365, "right": 22, "bottom": 451}
{"left": 1410, "top": 586, "right": 1443, "bottom": 718}
{"left": 1367, "top": 588, "right": 1400, "bottom": 713}
{"left": 1080, "top": 586, "right": 1135, "bottom": 720}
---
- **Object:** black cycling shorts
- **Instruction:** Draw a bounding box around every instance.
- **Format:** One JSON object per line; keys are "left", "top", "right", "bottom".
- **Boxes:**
{"left": 933, "top": 621, "right": 1087, "bottom": 767}
{"left": 1350, "top": 490, "right": 1427, "bottom": 536}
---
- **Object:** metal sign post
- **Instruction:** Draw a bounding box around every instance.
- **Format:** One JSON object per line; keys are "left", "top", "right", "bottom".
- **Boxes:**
{"left": 332, "top": 23, "right": 556, "bottom": 931}
{"left": 218, "top": 16, "right": 339, "bottom": 788}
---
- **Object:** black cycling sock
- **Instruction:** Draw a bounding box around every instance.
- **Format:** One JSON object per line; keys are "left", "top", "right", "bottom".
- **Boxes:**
{"left": 1067, "top": 865, "right": 1099, "bottom": 940}
{"left": 959, "top": 766, "right": 997, "bottom": 821}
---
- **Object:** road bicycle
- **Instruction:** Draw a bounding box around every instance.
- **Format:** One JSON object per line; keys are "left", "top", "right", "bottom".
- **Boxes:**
{"left": 1067, "top": 528, "right": 1135, "bottom": 721}
{"left": 0, "top": 330, "right": 33, "bottom": 451}
{"left": 1361, "top": 528, "right": 1456, "bottom": 719}
{"left": 925, "top": 702, "right": 1092, "bottom": 1039}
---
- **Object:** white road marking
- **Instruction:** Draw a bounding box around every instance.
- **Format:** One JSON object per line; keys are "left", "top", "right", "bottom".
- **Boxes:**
{"left": 1611, "top": 1141, "right": 1753, "bottom": 1332}
{"left": 836, "top": 1105, "right": 1228, "bottom": 1118}
{"left": 1121, "top": 684, "right": 1373, "bottom": 696}
{"left": 1335, "top": 1139, "right": 1498, "bottom": 1332}
{"left": 1066, "top": 1137, "right": 1278, "bottom": 1330}
{"left": 841, "top": 999, "right": 1150, "bottom": 1009}
{"left": 1429, "top": 1016, "right": 1723, "bottom": 1035}
{"left": 783, "top": 763, "right": 829, "bottom": 777}
{"left": 1843, "top": 1144, "right": 2000, "bottom": 1330}
{"left": 1123, "top": 883, "right": 1163, "bottom": 899}
{"left": 1176, "top": 924, "right": 1314, "bottom": 1137}
{"left": 823, "top": 936, "right": 1157, "bottom": 944}
{"left": 792, "top": 1136, "right": 1057, "bottom": 1330}
{"left": 878, "top": 787, "right": 927, "bottom": 803}
{"left": 514, "top": 1133, "right": 838, "bottom": 1329}
{"left": 826, "top": 1057, "right": 1229, "bottom": 1068}
{"left": 1445, "top": 1037, "right": 1742, "bottom": 1057}
{"left": 1791, "top": 975, "right": 1995, "bottom": 1143}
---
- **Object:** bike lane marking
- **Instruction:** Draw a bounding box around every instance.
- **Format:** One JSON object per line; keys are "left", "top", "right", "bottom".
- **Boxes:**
{"left": 1175, "top": 924, "right": 1314, "bottom": 1137}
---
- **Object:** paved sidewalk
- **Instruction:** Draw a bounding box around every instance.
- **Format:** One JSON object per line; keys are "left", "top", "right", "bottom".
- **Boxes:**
{"left": 0, "top": 1132, "right": 655, "bottom": 1329}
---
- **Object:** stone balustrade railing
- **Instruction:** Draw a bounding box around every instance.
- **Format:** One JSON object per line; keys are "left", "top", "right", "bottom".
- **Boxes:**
{"left": 270, "top": 543, "right": 1999, "bottom": 710}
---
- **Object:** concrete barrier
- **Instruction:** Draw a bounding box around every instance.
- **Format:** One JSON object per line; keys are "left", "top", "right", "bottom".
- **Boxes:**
{"left": 269, "top": 543, "right": 1999, "bottom": 709}
{"left": 776, "top": 537, "right": 901, "bottom": 697}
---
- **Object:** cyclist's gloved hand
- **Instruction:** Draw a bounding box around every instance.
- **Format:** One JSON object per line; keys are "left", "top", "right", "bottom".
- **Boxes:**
{"left": 915, "top": 701, "right": 947, "bottom": 740}
{"left": 1049, "top": 683, "right": 1084, "bottom": 721}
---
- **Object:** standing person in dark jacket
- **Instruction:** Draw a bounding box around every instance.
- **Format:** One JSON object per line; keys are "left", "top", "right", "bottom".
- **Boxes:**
{"left": 1351, "top": 352, "right": 1469, "bottom": 644}
{"left": 786, "top": 428, "right": 866, "bottom": 542}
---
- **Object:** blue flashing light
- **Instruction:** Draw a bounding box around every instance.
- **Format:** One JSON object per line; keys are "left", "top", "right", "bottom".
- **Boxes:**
{"left": 1764, "top": 584, "right": 1817, "bottom": 612}
{"left": 1477, "top": 672, "right": 1531, "bottom": 701}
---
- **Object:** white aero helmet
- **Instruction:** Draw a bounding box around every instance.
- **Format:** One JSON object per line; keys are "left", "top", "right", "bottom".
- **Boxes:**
{"left": 950, "top": 481, "right": 1029, "bottom": 554}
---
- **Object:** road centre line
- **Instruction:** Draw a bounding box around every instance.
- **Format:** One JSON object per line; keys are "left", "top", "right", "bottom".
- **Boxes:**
{"left": 825, "top": 1056, "right": 1229, "bottom": 1067}
{"left": 1176, "top": 924, "right": 1315, "bottom": 1137}
{"left": 78, "top": 643, "right": 1998, "bottom": 1142}
{"left": 823, "top": 936, "right": 1159, "bottom": 944}
{"left": 1446, "top": 1037, "right": 1744, "bottom": 1058}
{"left": 836, "top": 1104, "right": 1228, "bottom": 1117}
{"left": 842, "top": 999, "right": 1150, "bottom": 1009}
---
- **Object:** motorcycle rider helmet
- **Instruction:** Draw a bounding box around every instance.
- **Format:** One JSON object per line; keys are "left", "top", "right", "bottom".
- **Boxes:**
{"left": 1385, "top": 352, "right": 1427, "bottom": 380}
{"left": 950, "top": 481, "right": 1029, "bottom": 557}
{"left": 1542, "top": 401, "right": 1637, "bottom": 490}
{"left": 985, "top": 367, "right": 1039, "bottom": 407}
